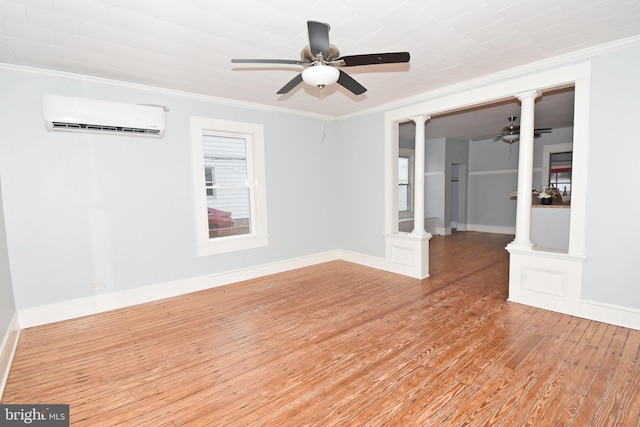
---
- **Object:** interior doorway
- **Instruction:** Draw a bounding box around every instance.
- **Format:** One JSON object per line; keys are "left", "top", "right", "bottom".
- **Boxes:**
{"left": 450, "top": 163, "right": 467, "bottom": 233}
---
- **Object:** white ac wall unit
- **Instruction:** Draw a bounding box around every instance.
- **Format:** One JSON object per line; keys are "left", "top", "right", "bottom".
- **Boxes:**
{"left": 43, "top": 95, "right": 165, "bottom": 137}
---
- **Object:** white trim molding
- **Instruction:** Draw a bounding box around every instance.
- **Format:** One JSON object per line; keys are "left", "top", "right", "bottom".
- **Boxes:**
{"left": 506, "top": 246, "right": 587, "bottom": 316}
{"left": 385, "top": 60, "right": 596, "bottom": 328}
{"left": 18, "top": 251, "right": 341, "bottom": 329}
{"left": 384, "top": 232, "right": 432, "bottom": 279}
{"left": 341, "top": 35, "right": 640, "bottom": 120}
{"left": 0, "top": 63, "right": 326, "bottom": 120}
{"left": 580, "top": 300, "right": 640, "bottom": 331}
{"left": 13, "top": 245, "right": 639, "bottom": 335}
{"left": 468, "top": 168, "right": 542, "bottom": 177}
{"left": 0, "top": 312, "right": 20, "bottom": 400}
{"left": 190, "top": 117, "right": 269, "bottom": 256}
{"left": 15, "top": 248, "right": 429, "bottom": 329}
{"left": 467, "top": 224, "right": 516, "bottom": 235}
{"left": 507, "top": 248, "right": 640, "bottom": 330}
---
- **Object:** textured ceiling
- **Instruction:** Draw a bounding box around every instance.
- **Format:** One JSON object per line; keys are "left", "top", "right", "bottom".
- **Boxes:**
{"left": 1, "top": 0, "right": 639, "bottom": 136}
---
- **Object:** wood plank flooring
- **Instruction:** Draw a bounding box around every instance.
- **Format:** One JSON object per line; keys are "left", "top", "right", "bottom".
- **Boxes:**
{"left": 3, "top": 232, "right": 639, "bottom": 426}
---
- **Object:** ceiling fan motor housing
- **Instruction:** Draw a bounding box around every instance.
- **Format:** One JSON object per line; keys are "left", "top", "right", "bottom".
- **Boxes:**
{"left": 301, "top": 45, "right": 340, "bottom": 62}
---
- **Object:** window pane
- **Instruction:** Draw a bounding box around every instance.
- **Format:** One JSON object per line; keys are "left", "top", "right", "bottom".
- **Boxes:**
{"left": 399, "top": 184, "right": 408, "bottom": 211}
{"left": 398, "top": 156, "right": 411, "bottom": 213}
{"left": 556, "top": 171, "right": 571, "bottom": 196}
{"left": 205, "top": 167, "right": 214, "bottom": 197}
{"left": 399, "top": 157, "right": 409, "bottom": 184}
{"left": 203, "top": 134, "right": 250, "bottom": 239}
{"left": 207, "top": 187, "right": 251, "bottom": 238}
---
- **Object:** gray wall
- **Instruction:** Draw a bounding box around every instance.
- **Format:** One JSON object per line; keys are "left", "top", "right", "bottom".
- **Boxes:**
{"left": 0, "top": 71, "right": 341, "bottom": 309}
{"left": 467, "top": 135, "right": 519, "bottom": 229}
{"left": 422, "top": 137, "right": 470, "bottom": 233}
{"left": 333, "top": 113, "right": 387, "bottom": 256}
{"left": 582, "top": 44, "right": 640, "bottom": 307}
{"left": 425, "top": 137, "right": 446, "bottom": 229}
{"left": 0, "top": 178, "right": 16, "bottom": 336}
{"left": 444, "top": 139, "right": 469, "bottom": 231}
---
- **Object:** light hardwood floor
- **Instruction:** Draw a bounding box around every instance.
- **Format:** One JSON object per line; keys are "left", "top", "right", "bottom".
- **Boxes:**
{"left": 3, "top": 232, "right": 639, "bottom": 426}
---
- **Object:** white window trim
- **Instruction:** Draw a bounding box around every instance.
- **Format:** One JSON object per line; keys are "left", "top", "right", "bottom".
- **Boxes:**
{"left": 190, "top": 116, "right": 268, "bottom": 256}
{"left": 542, "top": 142, "right": 573, "bottom": 188}
{"left": 399, "top": 148, "right": 415, "bottom": 219}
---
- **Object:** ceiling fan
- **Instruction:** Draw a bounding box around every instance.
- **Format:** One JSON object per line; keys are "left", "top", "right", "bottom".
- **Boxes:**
{"left": 231, "top": 20, "right": 410, "bottom": 96}
{"left": 472, "top": 116, "right": 552, "bottom": 144}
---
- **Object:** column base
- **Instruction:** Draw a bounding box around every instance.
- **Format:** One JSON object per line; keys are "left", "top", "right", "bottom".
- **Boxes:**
{"left": 506, "top": 240, "right": 534, "bottom": 251}
{"left": 384, "top": 232, "right": 432, "bottom": 279}
{"left": 506, "top": 246, "right": 586, "bottom": 317}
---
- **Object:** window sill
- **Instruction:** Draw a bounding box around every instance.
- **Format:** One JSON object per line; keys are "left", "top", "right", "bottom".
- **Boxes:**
{"left": 197, "top": 235, "right": 269, "bottom": 257}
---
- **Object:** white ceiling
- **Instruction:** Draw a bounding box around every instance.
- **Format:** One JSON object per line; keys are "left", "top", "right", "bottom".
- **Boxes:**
{"left": 1, "top": 0, "right": 639, "bottom": 137}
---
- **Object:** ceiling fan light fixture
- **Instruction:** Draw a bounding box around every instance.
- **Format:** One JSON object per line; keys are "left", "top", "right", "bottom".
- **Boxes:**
{"left": 502, "top": 134, "right": 519, "bottom": 143}
{"left": 302, "top": 64, "right": 339, "bottom": 88}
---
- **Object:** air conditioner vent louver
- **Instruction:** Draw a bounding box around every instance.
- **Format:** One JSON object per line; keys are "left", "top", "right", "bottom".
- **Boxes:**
{"left": 43, "top": 95, "right": 165, "bottom": 138}
{"left": 51, "top": 122, "right": 162, "bottom": 136}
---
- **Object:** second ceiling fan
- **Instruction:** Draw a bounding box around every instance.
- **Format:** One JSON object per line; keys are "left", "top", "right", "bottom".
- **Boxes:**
{"left": 473, "top": 116, "right": 552, "bottom": 144}
{"left": 231, "top": 20, "right": 410, "bottom": 96}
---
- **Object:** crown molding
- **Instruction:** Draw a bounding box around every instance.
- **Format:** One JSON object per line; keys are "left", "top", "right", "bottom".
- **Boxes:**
{"left": 0, "top": 62, "right": 330, "bottom": 121}
{"left": 337, "top": 34, "right": 640, "bottom": 121}
{"left": 2, "top": 34, "right": 639, "bottom": 123}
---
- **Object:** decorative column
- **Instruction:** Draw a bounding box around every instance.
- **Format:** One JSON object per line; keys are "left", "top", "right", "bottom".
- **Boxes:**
{"left": 510, "top": 90, "right": 540, "bottom": 249}
{"left": 411, "top": 114, "right": 430, "bottom": 235}
{"left": 384, "top": 114, "right": 432, "bottom": 279}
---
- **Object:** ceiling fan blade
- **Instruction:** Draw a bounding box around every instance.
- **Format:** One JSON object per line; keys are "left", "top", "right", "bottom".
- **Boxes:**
{"left": 337, "top": 70, "right": 366, "bottom": 95}
{"left": 232, "top": 58, "right": 304, "bottom": 65}
{"left": 533, "top": 128, "right": 552, "bottom": 132}
{"left": 336, "top": 52, "right": 411, "bottom": 67}
{"left": 471, "top": 133, "right": 503, "bottom": 141}
{"left": 307, "top": 21, "right": 331, "bottom": 59}
{"left": 276, "top": 73, "right": 304, "bottom": 94}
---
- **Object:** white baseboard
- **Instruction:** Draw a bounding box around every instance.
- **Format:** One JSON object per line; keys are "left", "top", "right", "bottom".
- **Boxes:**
{"left": 580, "top": 299, "right": 640, "bottom": 330}
{"left": 14, "top": 248, "right": 640, "bottom": 333}
{"left": 466, "top": 224, "right": 516, "bottom": 235}
{"left": 337, "top": 250, "right": 395, "bottom": 274}
{"left": 0, "top": 312, "right": 20, "bottom": 400}
{"left": 18, "top": 251, "right": 341, "bottom": 329}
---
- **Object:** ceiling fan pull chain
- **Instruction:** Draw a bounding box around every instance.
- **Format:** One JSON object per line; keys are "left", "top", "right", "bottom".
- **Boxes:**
{"left": 320, "top": 86, "right": 326, "bottom": 133}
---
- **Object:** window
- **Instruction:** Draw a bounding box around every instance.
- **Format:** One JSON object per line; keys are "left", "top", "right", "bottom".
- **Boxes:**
{"left": 191, "top": 117, "right": 268, "bottom": 256}
{"left": 549, "top": 151, "right": 572, "bottom": 198}
{"left": 398, "top": 149, "right": 414, "bottom": 218}
{"left": 542, "top": 143, "right": 573, "bottom": 203}
{"left": 398, "top": 156, "right": 410, "bottom": 211}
